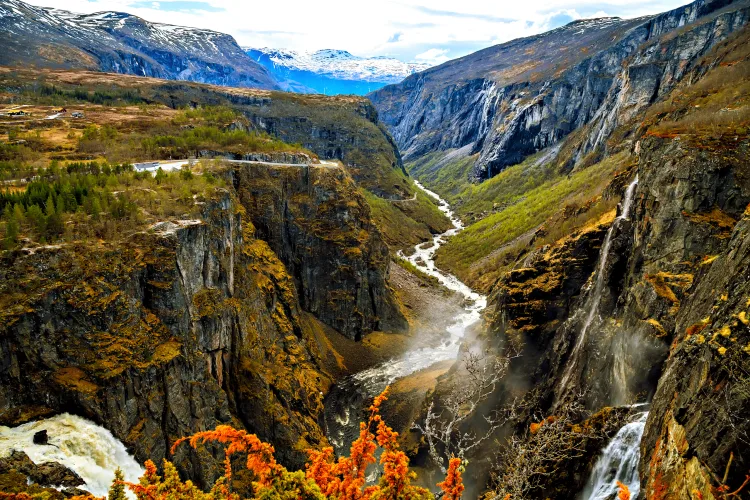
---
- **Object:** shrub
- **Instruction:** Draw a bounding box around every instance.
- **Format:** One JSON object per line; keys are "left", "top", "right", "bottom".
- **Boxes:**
{"left": 115, "top": 388, "right": 454, "bottom": 500}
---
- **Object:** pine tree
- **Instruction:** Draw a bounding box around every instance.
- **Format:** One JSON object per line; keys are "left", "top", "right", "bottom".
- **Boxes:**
{"left": 45, "top": 194, "right": 56, "bottom": 217}
{"left": 108, "top": 468, "right": 127, "bottom": 500}
{"left": 155, "top": 167, "right": 167, "bottom": 185}
{"left": 13, "top": 203, "right": 24, "bottom": 226}
{"left": 3, "top": 205, "right": 18, "bottom": 249}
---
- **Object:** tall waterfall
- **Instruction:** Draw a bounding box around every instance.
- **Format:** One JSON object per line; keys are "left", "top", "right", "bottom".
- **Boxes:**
{"left": 0, "top": 413, "right": 144, "bottom": 497}
{"left": 581, "top": 412, "right": 648, "bottom": 500}
{"left": 558, "top": 176, "right": 639, "bottom": 398}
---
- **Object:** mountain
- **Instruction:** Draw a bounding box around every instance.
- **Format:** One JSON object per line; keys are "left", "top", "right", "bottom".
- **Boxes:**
{"left": 369, "top": 0, "right": 750, "bottom": 180}
{"left": 0, "top": 0, "right": 279, "bottom": 89}
{"left": 367, "top": 0, "right": 750, "bottom": 495}
{"left": 246, "top": 47, "right": 429, "bottom": 95}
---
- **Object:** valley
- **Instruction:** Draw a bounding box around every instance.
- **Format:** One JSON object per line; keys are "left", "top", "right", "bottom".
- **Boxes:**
{"left": 1, "top": 0, "right": 750, "bottom": 498}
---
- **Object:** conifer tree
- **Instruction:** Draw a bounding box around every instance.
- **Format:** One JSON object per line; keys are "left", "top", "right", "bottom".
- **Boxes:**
{"left": 108, "top": 468, "right": 127, "bottom": 500}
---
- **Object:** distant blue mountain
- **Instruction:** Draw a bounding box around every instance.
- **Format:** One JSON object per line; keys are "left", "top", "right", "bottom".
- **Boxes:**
{"left": 246, "top": 48, "right": 429, "bottom": 96}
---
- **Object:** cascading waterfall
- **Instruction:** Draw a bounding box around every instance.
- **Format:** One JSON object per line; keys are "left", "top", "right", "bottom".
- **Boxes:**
{"left": 324, "top": 180, "right": 486, "bottom": 454}
{"left": 0, "top": 413, "right": 144, "bottom": 497}
{"left": 557, "top": 176, "right": 639, "bottom": 398}
{"left": 581, "top": 411, "right": 649, "bottom": 500}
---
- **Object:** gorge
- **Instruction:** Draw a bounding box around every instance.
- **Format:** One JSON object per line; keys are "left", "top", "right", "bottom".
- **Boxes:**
{"left": 1, "top": 0, "right": 750, "bottom": 498}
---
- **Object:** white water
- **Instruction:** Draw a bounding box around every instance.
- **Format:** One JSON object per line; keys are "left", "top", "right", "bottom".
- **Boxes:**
{"left": 0, "top": 413, "right": 144, "bottom": 497}
{"left": 581, "top": 411, "right": 648, "bottom": 500}
{"left": 382, "top": 180, "right": 487, "bottom": 382}
{"left": 558, "top": 176, "right": 639, "bottom": 397}
{"left": 347, "top": 180, "right": 487, "bottom": 395}
{"left": 326, "top": 181, "right": 486, "bottom": 450}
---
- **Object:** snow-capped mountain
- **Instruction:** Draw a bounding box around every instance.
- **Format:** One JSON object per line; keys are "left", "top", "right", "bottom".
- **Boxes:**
{"left": 246, "top": 47, "right": 430, "bottom": 95}
{"left": 0, "top": 0, "right": 278, "bottom": 90}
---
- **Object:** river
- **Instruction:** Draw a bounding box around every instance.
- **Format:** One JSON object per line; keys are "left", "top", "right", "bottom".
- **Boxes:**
{"left": 323, "top": 180, "right": 487, "bottom": 454}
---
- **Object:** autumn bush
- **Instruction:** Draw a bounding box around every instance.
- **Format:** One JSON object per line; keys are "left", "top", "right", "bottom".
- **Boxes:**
{"left": 111, "top": 388, "right": 459, "bottom": 500}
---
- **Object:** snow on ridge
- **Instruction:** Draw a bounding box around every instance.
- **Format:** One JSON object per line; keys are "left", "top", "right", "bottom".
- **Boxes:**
{"left": 247, "top": 47, "right": 430, "bottom": 82}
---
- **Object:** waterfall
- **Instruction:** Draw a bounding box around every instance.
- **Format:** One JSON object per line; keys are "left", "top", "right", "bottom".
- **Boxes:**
{"left": 558, "top": 176, "right": 639, "bottom": 398}
{"left": 581, "top": 412, "right": 648, "bottom": 500}
{"left": 0, "top": 413, "right": 144, "bottom": 497}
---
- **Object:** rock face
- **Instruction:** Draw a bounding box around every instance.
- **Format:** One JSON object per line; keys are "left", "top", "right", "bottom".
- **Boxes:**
{"left": 236, "top": 96, "right": 410, "bottom": 199}
{"left": 635, "top": 138, "right": 750, "bottom": 498}
{"left": 369, "top": 0, "right": 750, "bottom": 181}
{"left": 0, "top": 175, "right": 404, "bottom": 484}
{"left": 0, "top": 0, "right": 278, "bottom": 90}
{"left": 233, "top": 164, "right": 407, "bottom": 340}
{"left": 478, "top": 134, "right": 750, "bottom": 497}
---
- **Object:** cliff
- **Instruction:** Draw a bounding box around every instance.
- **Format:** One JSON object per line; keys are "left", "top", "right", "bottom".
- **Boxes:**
{"left": 0, "top": 164, "right": 405, "bottom": 485}
{"left": 370, "top": 0, "right": 750, "bottom": 182}
{"left": 233, "top": 164, "right": 407, "bottom": 340}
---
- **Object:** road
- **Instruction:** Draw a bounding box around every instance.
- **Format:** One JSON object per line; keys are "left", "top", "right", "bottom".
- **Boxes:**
{"left": 136, "top": 158, "right": 339, "bottom": 173}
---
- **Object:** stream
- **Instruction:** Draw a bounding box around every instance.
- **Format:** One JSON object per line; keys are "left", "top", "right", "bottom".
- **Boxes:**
{"left": 323, "top": 180, "right": 487, "bottom": 455}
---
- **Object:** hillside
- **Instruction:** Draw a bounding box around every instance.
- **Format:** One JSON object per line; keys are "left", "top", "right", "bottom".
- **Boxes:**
{"left": 0, "top": 68, "right": 451, "bottom": 248}
{"left": 0, "top": 0, "right": 279, "bottom": 90}
{"left": 366, "top": 0, "right": 750, "bottom": 497}
{"left": 370, "top": 0, "right": 750, "bottom": 181}
{"left": 371, "top": 0, "right": 750, "bottom": 291}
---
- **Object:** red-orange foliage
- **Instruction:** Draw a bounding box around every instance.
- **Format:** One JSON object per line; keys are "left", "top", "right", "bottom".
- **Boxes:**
{"left": 172, "top": 425, "right": 281, "bottom": 488}
{"left": 529, "top": 416, "right": 557, "bottom": 435}
{"left": 0, "top": 494, "right": 33, "bottom": 500}
{"left": 437, "top": 458, "right": 464, "bottom": 500}
{"left": 616, "top": 481, "right": 630, "bottom": 500}
{"left": 118, "top": 387, "right": 457, "bottom": 500}
{"left": 305, "top": 387, "right": 432, "bottom": 500}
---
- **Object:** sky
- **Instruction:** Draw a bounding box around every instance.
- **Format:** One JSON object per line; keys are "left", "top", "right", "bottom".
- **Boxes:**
{"left": 24, "top": 0, "right": 692, "bottom": 65}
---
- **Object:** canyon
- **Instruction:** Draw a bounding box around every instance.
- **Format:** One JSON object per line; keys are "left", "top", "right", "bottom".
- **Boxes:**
{"left": 1, "top": 0, "right": 750, "bottom": 498}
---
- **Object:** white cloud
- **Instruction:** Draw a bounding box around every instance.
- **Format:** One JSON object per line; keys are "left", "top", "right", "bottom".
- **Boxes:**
{"left": 21, "top": 0, "right": 694, "bottom": 63}
{"left": 414, "top": 48, "right": 450, "bottom": 64}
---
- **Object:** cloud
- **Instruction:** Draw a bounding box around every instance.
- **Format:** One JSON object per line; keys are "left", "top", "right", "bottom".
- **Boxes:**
{"left": 414, "top": 48, "right": 450, "bottom": 64}
{"left": 129, "top": 0, "right": 223, "bottom": 12}
{"left": 22, "top": 0, "right": 693, "bottom": 64}
{"left": 411, "top": 5, "right": 514, "bottom": 23}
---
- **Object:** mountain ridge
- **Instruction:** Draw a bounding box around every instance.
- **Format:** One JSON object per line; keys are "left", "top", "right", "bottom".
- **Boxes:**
{"left": 369, "top": 0, "right": 750, "bottom": 179}
{"left": 0, "top": 0, "right": 279, "bottom": 90}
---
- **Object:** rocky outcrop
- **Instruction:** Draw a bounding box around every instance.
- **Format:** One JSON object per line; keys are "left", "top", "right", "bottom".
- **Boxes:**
{"left": 238, "top": 97, "right": 410, "bottom": 199}
{"left": 233, "top": 164, "right": 408, "bottom": 340}
{"left": 0, "top": 451, "right": 84, "bottom": 488}
{"left": 634, "top": 137, "right": 750, "bottom": 497}
{"left": 369, "top": 0, "right": 750, "bottom": 181}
